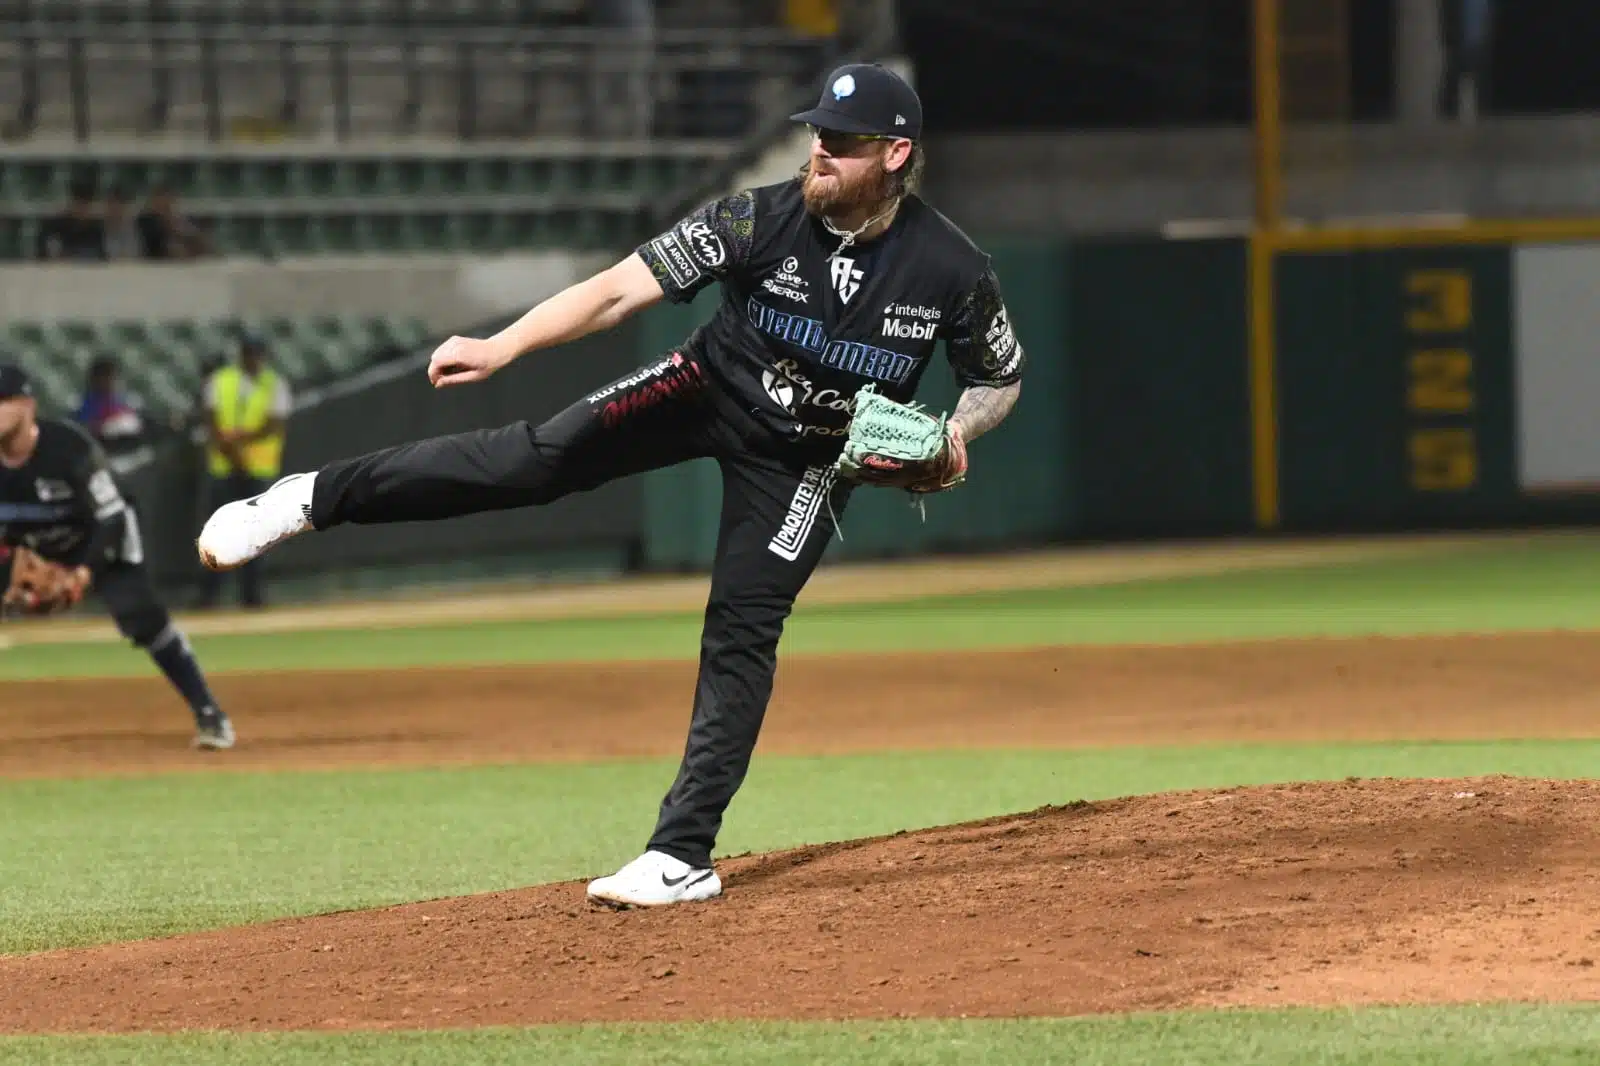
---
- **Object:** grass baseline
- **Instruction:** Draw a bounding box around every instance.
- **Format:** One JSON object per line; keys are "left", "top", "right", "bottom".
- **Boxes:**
{"left": 2, "top": 1006, "right": 1599, "bottom": 1065}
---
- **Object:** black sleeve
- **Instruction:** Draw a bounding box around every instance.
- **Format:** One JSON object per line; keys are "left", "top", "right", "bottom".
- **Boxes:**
{"left": 633, "top": 190, "right": 757, "bottom": 304}
{"left": 943, "top": 266, "right": 1026, "bottom": 390}
{"left": 62, "top": 436, "right": 129, "bottom": 568}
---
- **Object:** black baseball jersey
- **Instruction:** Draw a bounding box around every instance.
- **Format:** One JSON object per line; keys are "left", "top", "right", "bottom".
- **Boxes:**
{"left": 635, "top": 179, "right": 1025, "bottom": 457}
{"left": 0, "top": 418, "right": 137, "bottom": 569}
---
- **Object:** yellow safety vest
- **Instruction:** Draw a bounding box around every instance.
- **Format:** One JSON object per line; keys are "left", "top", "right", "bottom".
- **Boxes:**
{"left": 785, "top": 0, "right": 838, "bottom": 36}
{"left": 207, "top": 366, "right": 285, "bottom": 479}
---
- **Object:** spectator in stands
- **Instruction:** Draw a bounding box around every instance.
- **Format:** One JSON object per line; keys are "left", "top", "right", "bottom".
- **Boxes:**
{"left": 1439, "top": 0, "right": 1494, "bottom": 118}
{"left": 103, "top": 186, "right": 144, "bottom": 262}
{"left": 72, "top": 356, "right": 147, "bottom": 461}
{"left": 590, "top": 0, "right": 655, "bottom": 138}
{"left": 196, "top": 334, "right": 291, "bottom": 610}
{"left": 35, "top": 178, "right": 107, "bottom": 262}
{"left": 138, "top": 185, "right": 213, "bottom": 261}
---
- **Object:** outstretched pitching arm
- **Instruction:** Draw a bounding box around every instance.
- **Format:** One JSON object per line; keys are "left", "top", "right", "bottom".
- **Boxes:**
{"left": 427, "top": 254, "right": 667, "bottom": 388}
{"left": 426, "top": 190, "right": 756, "bottom": 389}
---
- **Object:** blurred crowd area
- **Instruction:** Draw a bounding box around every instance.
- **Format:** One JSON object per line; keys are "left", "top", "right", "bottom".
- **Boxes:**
{"left": 31, "top": 176, "right": 211, "bottom": 263}
{"left": 10, "top": 0, "right": 1600, "bottom": 458}
{"left": 0, "top": 0, "right": 860, "bottom": 264}
{"left": 5, "top": 2, "right": 1597, "bottom": 269}
{"left": 0, "top": 0, "right": 866, "bottom": 445}
{"left": 0, "top": 0, "right": 852, "bottom": 146}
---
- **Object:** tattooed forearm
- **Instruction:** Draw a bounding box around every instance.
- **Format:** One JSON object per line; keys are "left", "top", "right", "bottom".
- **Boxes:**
{"left": 949, "top": 381, "right": 1020, "bottom": 442}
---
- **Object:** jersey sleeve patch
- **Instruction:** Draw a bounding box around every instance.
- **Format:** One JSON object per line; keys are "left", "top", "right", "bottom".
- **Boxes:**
{"left": 637, "top": 190, "right": 756, "bottom": 303}
{"left": 945, "top": 267, "right": 1026, "bottom": 388}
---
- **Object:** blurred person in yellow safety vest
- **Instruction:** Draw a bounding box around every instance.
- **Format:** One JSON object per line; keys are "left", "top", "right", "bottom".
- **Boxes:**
{"left": 196, "top": 333, "right": 291, "bottom": 609}
{"left": 784, "top": 0, "right": 837, "bottom": 36}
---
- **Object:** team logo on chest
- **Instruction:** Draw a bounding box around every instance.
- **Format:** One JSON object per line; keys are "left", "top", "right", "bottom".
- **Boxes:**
{"left": 746, "top": 298, "right": 920, "bottom": 385}
{"left": 34, "top": 479, "right": 73, "bottom": 502}
{"left": 830, "top": 256, "right": 864, "bottom": 303}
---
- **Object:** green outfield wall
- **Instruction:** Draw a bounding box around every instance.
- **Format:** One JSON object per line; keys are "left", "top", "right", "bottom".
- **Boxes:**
{"left": 1274, "top": 247, "right": 1518, "bottom": 529}
{"left": 1274, "top": 239, "right": 1600, "bottom": 531}
{"left": 128, "top": 233, "right": 1600, "bottom": 593}
{"left": 638, "top": 231, "right": 1600, "bottom": 567}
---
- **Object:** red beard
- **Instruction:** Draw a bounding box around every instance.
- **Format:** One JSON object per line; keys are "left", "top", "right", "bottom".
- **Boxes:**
{"left": 801, "top": 162, "right": 890, "bottom": 217}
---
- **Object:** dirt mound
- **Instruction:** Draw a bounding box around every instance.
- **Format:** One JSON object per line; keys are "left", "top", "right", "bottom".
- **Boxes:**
{"left": 3, "top": 776, "right": 1596, "bottom": 1033}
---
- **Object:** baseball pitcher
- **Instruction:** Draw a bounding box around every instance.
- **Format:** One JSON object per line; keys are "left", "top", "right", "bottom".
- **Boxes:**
{"left": 197, "top": 64, "right": 1023, "bottom": 903}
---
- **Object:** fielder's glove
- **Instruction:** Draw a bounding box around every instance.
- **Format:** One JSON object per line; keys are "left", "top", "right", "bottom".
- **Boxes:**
{"left": 835, "top": 385, "right": 968, "bottom": 494}
{"left": 2, "top": 548, "right": 91, "bottom": 617}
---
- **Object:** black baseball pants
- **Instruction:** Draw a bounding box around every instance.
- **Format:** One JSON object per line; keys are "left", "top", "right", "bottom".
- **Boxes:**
{"left": 311, "top": 353, "right": 852, "bottom": 868}
{"left": 97, "top": 556, "right": 223, "bottom": 724}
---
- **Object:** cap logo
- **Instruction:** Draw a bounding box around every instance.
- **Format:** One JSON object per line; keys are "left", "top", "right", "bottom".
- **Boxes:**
{"left": 895, "top": 114, "right": 906, "bottom": 125}
{"left": 831, "top": 74, "right": 856, "bottom": 100}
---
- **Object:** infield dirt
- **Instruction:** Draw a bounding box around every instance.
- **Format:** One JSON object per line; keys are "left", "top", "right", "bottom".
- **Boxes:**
{"left": 1, "top": 631, "right": 1598, "bottom": 1030}
{"left": 6, "top": 631, "right": 1600, "bottom": 777}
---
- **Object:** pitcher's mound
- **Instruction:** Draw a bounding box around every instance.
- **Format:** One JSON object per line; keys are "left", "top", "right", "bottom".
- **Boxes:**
{"left": 3, "top": 776, "right": 1597, "bottom": 1033}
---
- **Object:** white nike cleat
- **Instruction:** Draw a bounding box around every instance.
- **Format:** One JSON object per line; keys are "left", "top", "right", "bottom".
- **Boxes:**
{"left": 586, "top": 850, "right": 722, "bottom": 908}
{"left": 196, "top": 472, "right": 316, "bottom": 572}
{"left": 192, "top": 707, "right": 236, "bottom": 751}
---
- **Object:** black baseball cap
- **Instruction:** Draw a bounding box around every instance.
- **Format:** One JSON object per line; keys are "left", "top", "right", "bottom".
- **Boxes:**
{"left": 791, "top": 63, "right": 922, "bottom": 140}
{"left": 0, "top": 363, "right": 33, "bottom": 401}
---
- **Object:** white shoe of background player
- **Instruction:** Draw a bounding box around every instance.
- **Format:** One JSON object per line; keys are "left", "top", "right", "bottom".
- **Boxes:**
{"left": 586, "top": 850, "right": 722, "bottom": 908}
{"left": 196, "top": 472, "right": 316, "bottom": 572}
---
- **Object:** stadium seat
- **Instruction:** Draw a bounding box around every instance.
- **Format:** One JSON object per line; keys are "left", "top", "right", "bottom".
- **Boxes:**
{"left": 8, "top": 313, "right": 429, "bottom": 417}
{"left": 6, "top": 322, "right": 48, "bottom": 350}
{"left": 0, "top": 148, "right": 730, "bottom": 257}
{"left": 23, "top": 360, "right": 79, "bottom": 415}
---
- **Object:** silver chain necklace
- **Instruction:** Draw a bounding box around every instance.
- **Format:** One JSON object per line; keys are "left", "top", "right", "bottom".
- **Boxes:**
{"left": 820, "top": 197, "right": 901, "bottom": 260}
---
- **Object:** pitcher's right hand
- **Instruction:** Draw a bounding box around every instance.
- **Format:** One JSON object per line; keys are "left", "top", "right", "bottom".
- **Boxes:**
{"left": 427, "top": 336, "right": 515, "bottom": 388}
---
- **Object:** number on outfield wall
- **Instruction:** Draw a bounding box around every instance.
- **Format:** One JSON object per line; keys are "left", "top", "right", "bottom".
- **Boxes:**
{"left": 1406, "top": 270, "right": 1472, "bottom": 332}
{"left": 1403, "top": 269, "right": 1478, "bottom": 494}
{"left": 1409, "top": 429, "right": 1478, "bottom": 491}
{"left": 1407, "top": 350, "right": 1474, "bottom": 413}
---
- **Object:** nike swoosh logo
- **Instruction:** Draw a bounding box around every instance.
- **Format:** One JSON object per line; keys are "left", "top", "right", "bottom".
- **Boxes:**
{"left": 661, "top": 869, "right": 715, "bottom": 889}
{"left": 243, "top": 474, "right": 301, "bottom": 508}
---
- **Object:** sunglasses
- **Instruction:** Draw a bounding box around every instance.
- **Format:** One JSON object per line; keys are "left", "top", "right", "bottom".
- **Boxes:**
{"left": 806, "top": 124, "right": 899, "bottom": 153}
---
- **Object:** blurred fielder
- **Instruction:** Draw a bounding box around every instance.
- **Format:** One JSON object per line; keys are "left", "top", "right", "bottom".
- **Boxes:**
{"left": 1, "top": 364, "right": 235, "bottom": 750}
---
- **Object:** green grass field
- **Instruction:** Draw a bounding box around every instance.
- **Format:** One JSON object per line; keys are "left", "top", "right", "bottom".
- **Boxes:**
{"left": 8, "top": 534, "right": 1600, "bottom": 680}
{"left": 6, "top": 1007, "right": 1599, "bottom": 1066}
{"left": 2, "top": 536, "right": 1597, "bottom": 1064}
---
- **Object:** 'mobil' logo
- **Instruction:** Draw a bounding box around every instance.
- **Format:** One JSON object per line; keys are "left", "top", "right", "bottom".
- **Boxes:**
{"left": 882, "top": 316, "right": 936, "bottom": 341}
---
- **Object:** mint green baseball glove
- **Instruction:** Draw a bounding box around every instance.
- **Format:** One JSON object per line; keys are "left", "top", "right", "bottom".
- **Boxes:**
{"left": 835, "top": 386, "right": 968, "bottom": 494}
